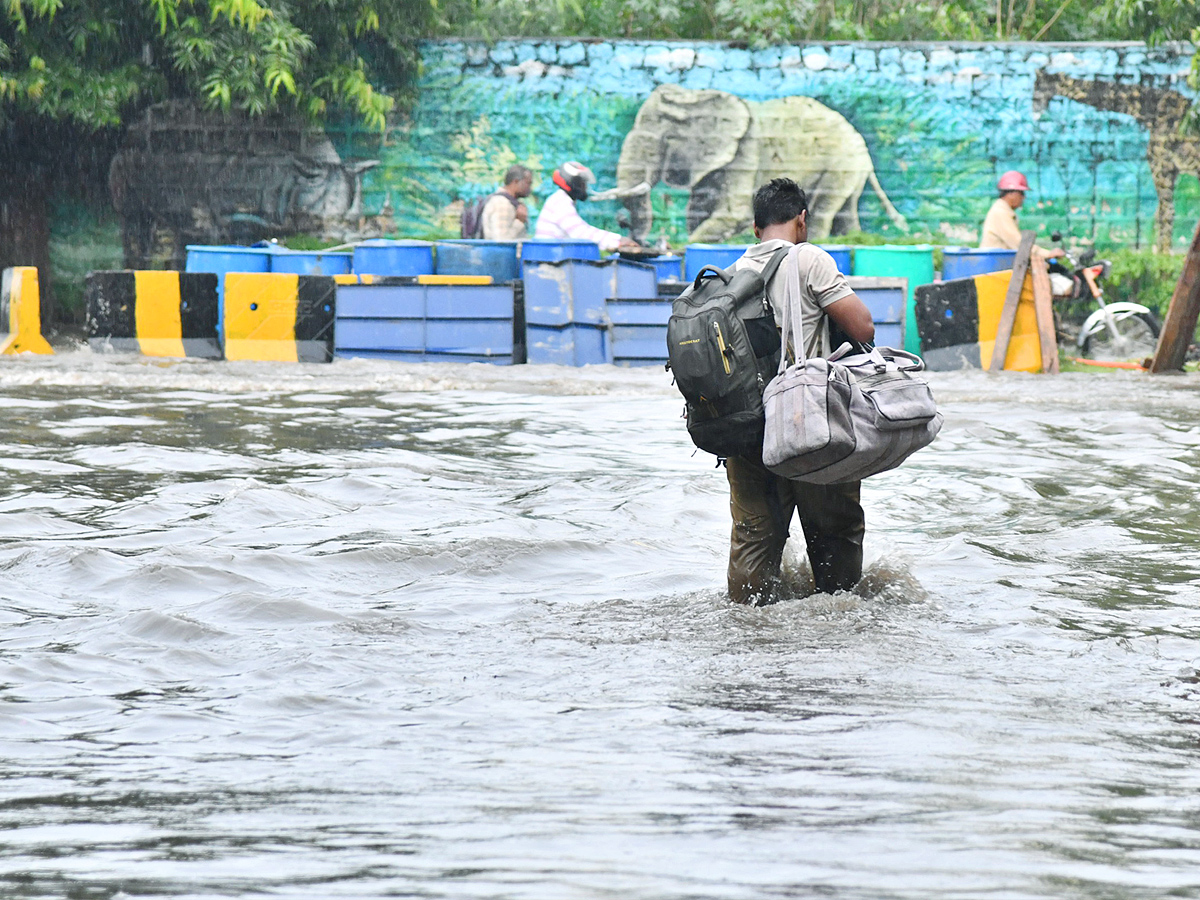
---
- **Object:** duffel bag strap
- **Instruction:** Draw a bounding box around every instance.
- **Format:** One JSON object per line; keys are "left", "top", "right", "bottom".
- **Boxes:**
{"left": 779, "top": 244, "right": 809, "bottom": 373}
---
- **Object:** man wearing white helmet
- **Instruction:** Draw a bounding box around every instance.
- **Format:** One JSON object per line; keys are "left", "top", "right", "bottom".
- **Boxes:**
{"left": 534, "top": 161, "right": 638, "bottom": 251}
{"left": 979, "top": 170, "right": 1064, "bottom": 258}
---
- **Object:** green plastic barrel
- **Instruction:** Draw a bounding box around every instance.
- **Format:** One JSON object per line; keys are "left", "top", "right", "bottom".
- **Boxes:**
{"left": 851, "top": 245, "right": 935, "bottom": 354}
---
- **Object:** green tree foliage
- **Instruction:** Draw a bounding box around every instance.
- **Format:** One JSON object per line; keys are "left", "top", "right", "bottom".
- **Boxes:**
{"left": 0, "top": 0, "right": 432, "bottom": 131}
{"left": 0, "top": 0, "right": 433, "bottom": 322}
{"left": 1102, "top": 0, "right": 1200, "bottom": 131}
{"left": 434, "top": 0, "right": 1124, "bottom": 44}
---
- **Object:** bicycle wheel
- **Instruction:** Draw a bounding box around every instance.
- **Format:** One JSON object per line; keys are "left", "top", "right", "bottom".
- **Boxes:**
{"left": 1080, "top": 311, "right": 1160, "bottom": 361}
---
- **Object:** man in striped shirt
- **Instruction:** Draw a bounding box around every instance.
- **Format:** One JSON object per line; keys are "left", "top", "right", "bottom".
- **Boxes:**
{"left": 480, "top": 165, "right": 533, "bottom": 241}
{"left": 534, "top": 161, "right": 639, "bottom": 252}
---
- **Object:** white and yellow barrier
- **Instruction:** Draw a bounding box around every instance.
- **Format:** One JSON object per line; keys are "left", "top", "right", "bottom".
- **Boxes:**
{"left": 1, "top": 266, "right": 53, "bottom": 355}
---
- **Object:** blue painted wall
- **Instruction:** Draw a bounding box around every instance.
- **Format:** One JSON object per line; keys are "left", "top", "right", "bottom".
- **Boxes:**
{"left": 344, "top": 40, "right": 1200, "bottom": 251}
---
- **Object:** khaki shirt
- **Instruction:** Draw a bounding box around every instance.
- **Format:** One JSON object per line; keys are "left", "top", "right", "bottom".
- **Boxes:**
{"left": 481, "top": 192, "right": 526, "bottom": 241}
{"left": 979, "top": 197, "right": 1022, "bottom": 250}
{"left": 979, "top": 197, "right": 1055, "bottom": 255}
{"left": 735, "top": 239, "right": 853, "bottom": 360}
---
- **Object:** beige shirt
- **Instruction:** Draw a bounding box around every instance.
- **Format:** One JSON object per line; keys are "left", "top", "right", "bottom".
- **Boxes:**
{"left": 480, "top": 192, "right": 526, "bottom": 241}
{"left": 979, "top": 197, "right": 1055, "bottom": 255}
{"left": 735, "top": 239, "right": 853, "bottom": 360}
{"left": 979, "top": 197, "right": 1022, "bottom": 250}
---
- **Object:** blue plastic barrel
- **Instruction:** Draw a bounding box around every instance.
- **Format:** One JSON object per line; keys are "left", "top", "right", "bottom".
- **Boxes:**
{"left": 186, "top": 245, "right": 272, "bottom": 283}
{"left": 435, "top": 240, "right": 520, "bottom": 282}
{"left": 941, "top": 247, "right": 1017, "bottom": 281}
{"left": 520, "top": 239, "right": 602, "bottom": 263}
{"left": 269, "top": 249, "right": 352, "bottom": 276}
{"left": 352, "top": 239, "right": 435, "bottom": 277}
{"left": 817, "top": 245, "right": 852, "bottom": 276}
{"left": 642, "top": 255, "right": 684, "bottom": 281}
{"left": 684, "top": 245, "right": 751, "bottom": 281}
{"left": 185, "top": 245, "right": 273, "bottom": 336}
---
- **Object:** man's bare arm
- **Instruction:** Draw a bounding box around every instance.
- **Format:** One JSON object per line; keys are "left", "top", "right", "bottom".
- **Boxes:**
{"left": 826, "top": 293, "right": 875, "bottom": 344}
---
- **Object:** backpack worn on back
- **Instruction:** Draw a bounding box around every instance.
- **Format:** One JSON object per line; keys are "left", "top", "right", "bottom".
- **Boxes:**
{"left": 460, "top": 191, "right": 518, "bottom": 239}
{"left": 666, "top": 248, "right": 789, "bottom": 459}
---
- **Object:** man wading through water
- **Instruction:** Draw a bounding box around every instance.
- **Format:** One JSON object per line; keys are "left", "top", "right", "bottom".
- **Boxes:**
{"left": 727, "top": 178, "right": 876, "bottom": 603}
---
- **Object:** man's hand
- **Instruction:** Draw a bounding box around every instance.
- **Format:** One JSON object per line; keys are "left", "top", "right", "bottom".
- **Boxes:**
{"left": 1047, "top": 247, "right": 1065, "bottom": 259}
{"left": 618, "top": 236, "right": 641, "bottom": 249}
{"left": 514, "top": 202, "right": 529, "bottom": 224}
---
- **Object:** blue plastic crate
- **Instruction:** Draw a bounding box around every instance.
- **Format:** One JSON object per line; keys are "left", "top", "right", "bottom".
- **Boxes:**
{"left": 606, "top": 298, "right": 672, "bottom": 327}
{"left": 425, "top": 318, "right": 513, "bottom": 356}
{"left": 522, "top": 259, "right": 608, "bottom": 326}
{"left": 611, "top": 259, "right": 658, "bottom": 299}
{"left": 425, "top": 285, "right": 516, "bottom": 319}
{"left": 522, "top": 259, "right": 658, "bottom": 326}
{"left": 334, "top": 282, "right": 516, "bottom": 363}
{"left": 855, "top": 286, "right": 905, "bottom": 323}
{"left": 435, "top": 240, "right": 520, "bottom": 282}
{"left": 335, "top": 284, "right": 425, "bottom": 319}
{"left": 336, "top": 348, "right": 514, "bottom": 365}
{"left": 335, "top": 318, "right": 425, "bottom": 352}
{"left": 526, "top": 322, "right": 612, "bottom": 366}
{"left": 611, "top": 326, "right": 669, "bottom": 366}
{"left": 873, "top": 323, "right": 904, "bottom": 349}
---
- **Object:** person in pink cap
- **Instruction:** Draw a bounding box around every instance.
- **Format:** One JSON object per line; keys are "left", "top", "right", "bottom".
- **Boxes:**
{"left": 979, "top": 170, "right": 1064, "bottom": 257}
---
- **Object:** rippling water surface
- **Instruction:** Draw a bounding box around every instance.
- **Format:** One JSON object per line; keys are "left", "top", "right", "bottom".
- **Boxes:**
{"left": 2, "top": 351, "right": 1200, "bottom": 899}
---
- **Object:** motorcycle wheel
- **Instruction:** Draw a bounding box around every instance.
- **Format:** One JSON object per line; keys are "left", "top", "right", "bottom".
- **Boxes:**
{"left": 1079, "top": 311, "right": 1160, "bottom": 361}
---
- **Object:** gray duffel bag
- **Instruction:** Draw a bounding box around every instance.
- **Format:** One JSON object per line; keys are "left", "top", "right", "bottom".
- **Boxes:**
{"left": 762, "top": 255, "right": 942, "bottom": 484}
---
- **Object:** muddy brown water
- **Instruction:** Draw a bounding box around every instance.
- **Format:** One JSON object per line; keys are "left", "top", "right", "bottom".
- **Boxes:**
{"left": 1, "top": 351, "right": 1199, "bottom": 898}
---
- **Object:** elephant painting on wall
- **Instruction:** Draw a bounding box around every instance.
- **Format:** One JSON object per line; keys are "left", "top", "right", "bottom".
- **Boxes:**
{"left": 616, "top": 84, "right": 909, "bottom": 243}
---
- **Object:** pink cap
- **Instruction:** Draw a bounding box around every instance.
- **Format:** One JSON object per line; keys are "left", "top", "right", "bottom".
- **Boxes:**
{"left": 997, "top": 170, "right": 1030, "bottom": 192}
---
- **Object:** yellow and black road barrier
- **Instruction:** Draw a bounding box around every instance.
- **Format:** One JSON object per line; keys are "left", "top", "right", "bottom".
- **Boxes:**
{"left": 223, "top": 272, "right": 345, "bottom": 362}
{"left": 915, "top": 269, "right": 1042, "bottom": 372}
{"left": 86, "top": 271, "right": 221, "bottom": 358}
{"left": 1, "top": 266, "right": 53, "bottom": 355}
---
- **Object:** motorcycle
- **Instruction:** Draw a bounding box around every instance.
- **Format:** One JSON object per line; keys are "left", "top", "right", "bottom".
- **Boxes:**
{"left": 1047, "top": 232, "right": 1160, "bottom": 361}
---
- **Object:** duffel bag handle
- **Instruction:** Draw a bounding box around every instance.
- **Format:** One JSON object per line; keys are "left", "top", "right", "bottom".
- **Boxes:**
{"left": 692, "top": 265, "right": 732, "bottom": 290}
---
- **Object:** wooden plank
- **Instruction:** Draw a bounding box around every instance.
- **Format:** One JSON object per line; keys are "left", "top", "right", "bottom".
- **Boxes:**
{"left": 1029, "top": 248, "right": 1059, "bottom": 373}
{"left": 1149, "top": 218, "right": 1200, "bottom": 373}
{"left": 988, "top": 230, "right": 1036, "bottom": 372}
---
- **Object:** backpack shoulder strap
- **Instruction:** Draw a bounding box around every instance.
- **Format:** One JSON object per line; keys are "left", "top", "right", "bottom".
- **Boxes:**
{"left": 757, "top": 246, "right": 791, "bottom": 308}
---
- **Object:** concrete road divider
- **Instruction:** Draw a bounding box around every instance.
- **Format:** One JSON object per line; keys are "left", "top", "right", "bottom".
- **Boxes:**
{"left": 224, "top": 272, "right": 341, "bottom": 362}
{"left": 86, "top": 271, "right": 221, "bottom": 358}
{"left": 1, "top": 267, "right": 53, "bottom": 355}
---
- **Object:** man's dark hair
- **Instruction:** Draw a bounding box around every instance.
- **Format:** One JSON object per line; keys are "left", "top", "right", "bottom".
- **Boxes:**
{"left": 505, "top": 164, "right": 532, "bottom": 186}
{"left": 753, "top": 177, "right": 808, "bottom": 229}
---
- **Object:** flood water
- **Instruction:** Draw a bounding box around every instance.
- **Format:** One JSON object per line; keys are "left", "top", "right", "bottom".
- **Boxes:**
{"left": 1, "top": 350, "right": 1199, "bottom": 899}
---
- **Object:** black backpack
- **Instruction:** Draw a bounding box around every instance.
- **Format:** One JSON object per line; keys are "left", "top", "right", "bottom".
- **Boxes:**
{"left": 460, "top": 191, "right": 518, "bottom": 239}
{"left": 666, "top": 248, "right": 789, "bottom": 459}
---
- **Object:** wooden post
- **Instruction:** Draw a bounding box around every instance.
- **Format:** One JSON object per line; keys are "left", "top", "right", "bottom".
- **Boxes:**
{"left": 989, "top": 230, "right": 1035, "bottom": 372}
{"left": 1029, "top": 248, "right": 1059, "bottom": 373}
{"left": 1149, "top": 218, "right": 1200, "bottom": 373}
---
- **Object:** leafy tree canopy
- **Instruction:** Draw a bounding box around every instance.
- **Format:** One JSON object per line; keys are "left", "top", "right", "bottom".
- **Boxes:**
{"left": 433, "top": 0, "right": 1128, "bottom": 44}
{"left": 0, "top": 0, "right": 433, "bottom": 133}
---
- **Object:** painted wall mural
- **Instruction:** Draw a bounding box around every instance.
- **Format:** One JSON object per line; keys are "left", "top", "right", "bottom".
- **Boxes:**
{"left": 345, "top": 39, "right": 1200, "bottom": 252}
{"left": 110, "top": 102, "right": 388, "bottom": 270}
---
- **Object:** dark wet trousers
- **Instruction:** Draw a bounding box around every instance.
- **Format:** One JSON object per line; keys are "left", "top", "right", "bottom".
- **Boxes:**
{"left": 725, "top": 453, "right": 865, "bottom": 604}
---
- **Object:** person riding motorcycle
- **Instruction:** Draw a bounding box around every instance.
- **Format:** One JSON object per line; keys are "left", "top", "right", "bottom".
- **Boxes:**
{"left": 534, "top": 161, "right": 639, "bottom": 251}
{"left": 979, "top": 170, "right": 1064, "bottom": 260}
